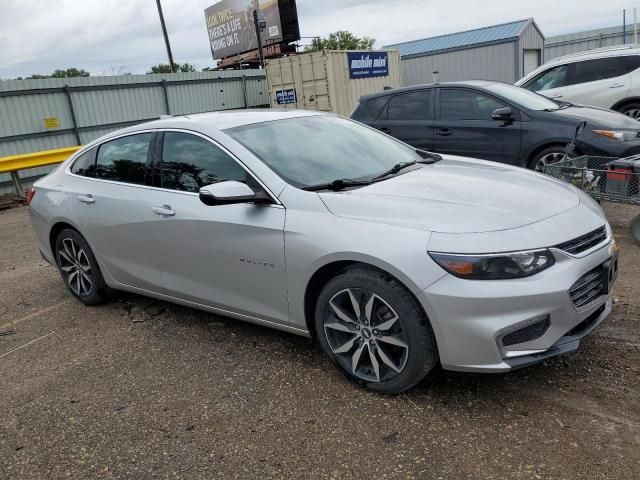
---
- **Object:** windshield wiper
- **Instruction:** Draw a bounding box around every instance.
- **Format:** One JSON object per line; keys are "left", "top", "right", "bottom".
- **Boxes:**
{"left": 302, "top": 178, "right": 371, "bottom": 192}
{"left": 416, "top": 149, "right": 443, "bottom": 163}
{"left": 370, "top": 161, "right": 417, "bottom": 182}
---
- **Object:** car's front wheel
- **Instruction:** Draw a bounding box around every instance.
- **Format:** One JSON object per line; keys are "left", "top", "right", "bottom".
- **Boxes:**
{"left": 55, "top": 228, "right": 111, "bottom": 305}
{"left": 617, "top": 102, "right": 640, "bottom": 120}
{"left": 529, "top": 146, "right": 567, "bottom": 172}
{"left": 314, "top": 265, "right": 438, "bottom": 394}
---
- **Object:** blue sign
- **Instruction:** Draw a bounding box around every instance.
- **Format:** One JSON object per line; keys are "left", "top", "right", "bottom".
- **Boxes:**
{"left": 348, "top": 52, "right": 389, "bottom": 79}
{"left": 275, "top": 88, "right": 297, "bottom": 105}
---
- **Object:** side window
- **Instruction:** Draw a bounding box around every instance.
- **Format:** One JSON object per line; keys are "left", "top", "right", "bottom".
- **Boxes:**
{"left": 440, "top": 89, "right": 506, "bottom": 121}
{"left": 160, "top": 132, "right": 247, "bottom": 193}
{"left": 622, "top": 55, "right": 640, "bottom": 73}
{"left": 95, "top": 133, "right": 152, "bottom": 185}
{"left": 523, "top": 65, "right": 568, "bottom": 91}
{"left": 387, "top": 90, "right": 432, "bottom": 121}
{"left": 570, "top": 58, "right": 629, "bottom": 85}
{"left": 352, "top": 96, "right": 388, "bottom": 122}
{"left": 70, "top": 148, "right": 96, "bottom": 177}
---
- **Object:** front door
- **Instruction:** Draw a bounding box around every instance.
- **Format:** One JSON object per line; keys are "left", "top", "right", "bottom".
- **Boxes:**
{"left": 434, "top": 88, "right": 521, "bottom": 165}
{"left": 148, "top": 131, "right": 289, "bottom": 325}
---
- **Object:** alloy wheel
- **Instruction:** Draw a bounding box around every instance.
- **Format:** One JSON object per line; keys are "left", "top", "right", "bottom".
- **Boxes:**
{"left": 535, "top": 151, "right": 565, "bottom": 172}
{"left": 58, "top": 237, "right": 93, "bottom": 297}
{"left": 623, "top": 108, "right": 640, "bottom": 120}
{"left": 323, "top": 288, "right": 409, "bottom": 383}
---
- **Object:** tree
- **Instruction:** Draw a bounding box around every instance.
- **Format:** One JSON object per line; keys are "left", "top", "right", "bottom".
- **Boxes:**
{"left": 147, "top": 63, "right": 197, "bottom": 74}
{"left": 50, "top": 68, "right": 90, "bottom": 78}
{"left": 305, "top": 31, "right": 375, "bottom": 52}
{"left": 22, "top": 68, "right": 90, "bottom": 79}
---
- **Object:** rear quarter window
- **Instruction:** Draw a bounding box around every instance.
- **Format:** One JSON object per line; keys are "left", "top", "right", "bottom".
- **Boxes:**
{"left": 351, "top": 96, "right": 389, "bottom": 122}
{"left": 70, "top": 148, "right": 96, "bottom": 177}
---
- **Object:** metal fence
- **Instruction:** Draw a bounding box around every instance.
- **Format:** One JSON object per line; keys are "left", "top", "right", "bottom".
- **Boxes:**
{"left": 0, "top": 70, "right": 268, "bottom": 194}
{"left": 545, "top": 24, "right": 640, "bottom": 61}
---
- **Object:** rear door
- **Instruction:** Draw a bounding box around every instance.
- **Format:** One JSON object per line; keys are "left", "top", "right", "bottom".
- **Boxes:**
{"left": 433, "top": 87, "right": 521, "bottom": 164}
{"left": 68, "top": 132, "right": 162, "bottom": 291}
{"left": 521, "top": 64, "right": 569, "bottom": 102}
{"left": 565, "top": 57, "right": 633, "bottom": 108}
{"left": 148, "top": 130, "right": 289, "bottom": 325}
{"left": 369, "top": 89, "right": 435, "bottom": 150}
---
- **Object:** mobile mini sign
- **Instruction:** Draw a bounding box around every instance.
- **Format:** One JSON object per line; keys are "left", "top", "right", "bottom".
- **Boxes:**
{"left": 347, "top": 52, "right": 389, "bottom": 79}
{"left": 275, "top": 88, "right": 297, "bottom": 105}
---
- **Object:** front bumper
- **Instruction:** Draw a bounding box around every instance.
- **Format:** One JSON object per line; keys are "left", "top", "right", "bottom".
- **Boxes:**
{"left": 418, "top": 238, "right": 617, "bottom": 372}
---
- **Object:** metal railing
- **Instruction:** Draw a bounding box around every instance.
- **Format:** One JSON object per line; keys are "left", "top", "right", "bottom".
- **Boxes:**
{"left": 0, "top": 146, "right": 80, "bottom": 196}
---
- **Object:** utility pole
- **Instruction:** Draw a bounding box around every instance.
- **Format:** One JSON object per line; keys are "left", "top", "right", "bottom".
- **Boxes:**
{"left": 155, "top": 0, "right": 175, "bottom": 72}
{"left": 253, "top": 9, "right": 265, "bottom": 69}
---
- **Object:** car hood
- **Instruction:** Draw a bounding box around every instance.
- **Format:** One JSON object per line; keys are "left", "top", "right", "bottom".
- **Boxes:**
{"left": 319, "top": 156, "right": 581, "bottom": 234}
{"left": 552, "top": 105, "right": 640, "bottom": 129}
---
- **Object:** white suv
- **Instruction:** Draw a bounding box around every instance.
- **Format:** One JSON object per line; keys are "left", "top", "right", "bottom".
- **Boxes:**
{"left": 515, "top": 45, "right": 640, "bottom": 118}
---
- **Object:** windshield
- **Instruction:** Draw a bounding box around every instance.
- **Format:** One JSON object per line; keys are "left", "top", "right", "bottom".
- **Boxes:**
{"left": 484, "top": 83, "right": 561, "bottom": 111}
{"left": 225, "top": 115, "right": 419, "bottom": 189}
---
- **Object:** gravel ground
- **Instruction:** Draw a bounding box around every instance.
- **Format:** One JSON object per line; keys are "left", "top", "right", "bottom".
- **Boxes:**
{"left": 0, "top": 204, "right": 639, "bottom": 479}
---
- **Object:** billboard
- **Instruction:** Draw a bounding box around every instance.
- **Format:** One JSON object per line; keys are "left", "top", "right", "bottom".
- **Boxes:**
{"left": 204, "top": 0, "right": 299, "bottom": 60}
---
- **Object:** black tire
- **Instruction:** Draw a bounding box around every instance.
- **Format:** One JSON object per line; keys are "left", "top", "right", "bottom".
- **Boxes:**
{"left": 314, "top": 265, "right": 438, "bottom": 394}
{"left": 528, "top": 145, "right": 567, "bottom": 172}
{"left": 54, "top": 228, "right": 111, "bottom": 305}
{"left": 616, "top": 102, "right": 640, "bottom": 120}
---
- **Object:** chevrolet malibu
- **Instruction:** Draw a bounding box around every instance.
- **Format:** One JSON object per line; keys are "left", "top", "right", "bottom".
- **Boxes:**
{"left": 28, "top": 111, "right": 618, "bottom": 393}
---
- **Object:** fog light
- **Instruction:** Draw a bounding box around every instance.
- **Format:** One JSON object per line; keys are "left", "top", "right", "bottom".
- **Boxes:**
{"left": 500, "top": 315, "right": 551, "bottom": 347}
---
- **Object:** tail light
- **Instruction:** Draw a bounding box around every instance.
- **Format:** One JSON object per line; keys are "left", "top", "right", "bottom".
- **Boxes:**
{"left": 25, "top": 187, "right": 36, "bottom": 205}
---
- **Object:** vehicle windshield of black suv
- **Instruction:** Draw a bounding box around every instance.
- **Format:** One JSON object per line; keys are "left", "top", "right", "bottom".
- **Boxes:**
{"left": 484, "top": 83, "right": 561, "bottom": 111}
{"left": 226, "top": 115, "right": 420, "bottom": 189}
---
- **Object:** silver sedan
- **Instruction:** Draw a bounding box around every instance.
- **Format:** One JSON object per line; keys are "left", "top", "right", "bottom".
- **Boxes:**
{"left": 28, "top": 110, "right": 618, "bottom": 393}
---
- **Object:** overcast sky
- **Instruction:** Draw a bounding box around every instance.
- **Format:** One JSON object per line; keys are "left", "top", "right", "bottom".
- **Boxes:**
{"left": 0, "top": 0, "right": 638, "bottom": 79}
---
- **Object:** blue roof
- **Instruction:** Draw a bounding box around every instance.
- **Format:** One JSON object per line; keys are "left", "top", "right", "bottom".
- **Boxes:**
{"left": 384, "top": 19, "right": 530, "bottom": 58}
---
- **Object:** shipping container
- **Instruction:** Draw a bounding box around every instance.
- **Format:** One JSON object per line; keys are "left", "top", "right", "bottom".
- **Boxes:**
{"left": 265, "top": 50, "right": 401, "bottom": 116}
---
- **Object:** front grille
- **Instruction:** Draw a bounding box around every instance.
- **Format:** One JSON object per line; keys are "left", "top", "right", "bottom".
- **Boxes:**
{"left": 569, "top": 265, "right": 605, "bottom": 308}
{"left": 555, "top": 226, "right": 607, "bottom": 255}
{"left": 501, "top": 316, "right": 551, "bottom": 347}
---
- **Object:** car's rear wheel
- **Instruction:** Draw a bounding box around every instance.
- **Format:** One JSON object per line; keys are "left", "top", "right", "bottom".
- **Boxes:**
{"left": 617, "top": 102, "right": 640, "bottom": 120}
{"left": 529, "top": 146, "right": 567, "bottom": 172}
{"left": 55, "top": 229, "right": 111, "bottom": 305}
{"left": 314, "top": 265, "right": 438, "bottom": 394}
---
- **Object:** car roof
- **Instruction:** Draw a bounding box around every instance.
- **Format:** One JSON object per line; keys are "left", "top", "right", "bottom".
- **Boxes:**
{"left": 360, "top": 80, "right": 496, "bottom": 100}
{"left": 130, "top": 109, "right": 324, "bottom": 132}
{"left": 544, "top": 44, "right": 640, "bottom": 67}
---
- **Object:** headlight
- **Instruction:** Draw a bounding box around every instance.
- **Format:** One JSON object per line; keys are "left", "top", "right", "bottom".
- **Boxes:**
{"left": 429, "top": 250, "right": 555, "bottom": 280}
{"left": 593, "top": 129, "right": 640, "bottom": 142}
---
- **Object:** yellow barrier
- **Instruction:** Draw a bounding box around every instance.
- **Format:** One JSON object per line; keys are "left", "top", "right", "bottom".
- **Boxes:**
{"left": 0, "top": 146, "right": 81, "bottom": 196}
{"left": 0, "top": 146, "right": 81, "bottom": 174}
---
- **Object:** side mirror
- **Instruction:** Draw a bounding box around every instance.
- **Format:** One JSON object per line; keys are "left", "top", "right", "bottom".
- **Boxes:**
{"left": 199, "top": 180, "right": 266, "bottom": 206}
{"left": 491, "top": 107, "right": 513, "bottom": 122}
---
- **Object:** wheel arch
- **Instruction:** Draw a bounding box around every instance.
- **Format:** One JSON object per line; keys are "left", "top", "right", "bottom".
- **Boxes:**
{"left": 525, "top": 142, "right": 573, "bottom": 169}
{"left": 49, "top": 221, "right": 81, "bottom": 258}
{"left": 610, "top": 96, "right": 640, "bottom": 112}
{"left": 302, "top": 258, "right": 430, "bottom": 340}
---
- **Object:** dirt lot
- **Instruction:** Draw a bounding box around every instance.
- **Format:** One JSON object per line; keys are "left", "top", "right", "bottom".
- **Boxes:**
{"left": 1, "top": 205, "right": 639, "bottom": 479}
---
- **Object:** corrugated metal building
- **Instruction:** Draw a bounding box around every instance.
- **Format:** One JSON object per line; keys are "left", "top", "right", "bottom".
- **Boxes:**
{"left": 384, "top": 18, "right": 545, "bottom": 86}
{"left": 0, "top": 71, "right": 267, "bottom": 194}
{"left": 545, "top": 24, "right": 640, "bottom": 60}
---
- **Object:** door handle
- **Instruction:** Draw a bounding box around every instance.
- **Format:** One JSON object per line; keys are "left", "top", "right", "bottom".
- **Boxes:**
{"left": 151, "top": 205, "right": 176, "bottom": 217}
{"left": 609, "top": 84, "right": 625, "bottom": 89}
{"left": 436, "top": 128, "right": 453, "bottom": 137}
{"left": 77, "top": 194, "right": 95, "bottom": 204}
{"left": 379, "top": 127, "right": 391, "bottom": 133}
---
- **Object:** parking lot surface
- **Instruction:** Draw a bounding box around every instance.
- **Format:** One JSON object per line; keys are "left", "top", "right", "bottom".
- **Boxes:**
{"left": 1, "top": 205, "right": 639, "bottom": 479}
